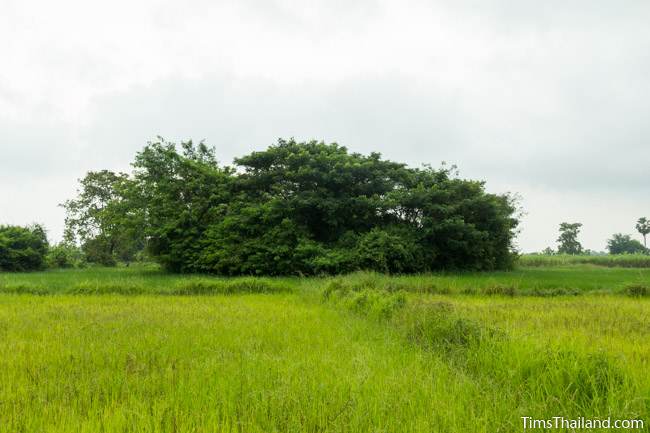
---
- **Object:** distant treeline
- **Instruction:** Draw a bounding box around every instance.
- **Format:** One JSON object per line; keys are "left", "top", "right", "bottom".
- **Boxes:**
{"left": 55, "top": 138, "right": 519, "bottom": 275}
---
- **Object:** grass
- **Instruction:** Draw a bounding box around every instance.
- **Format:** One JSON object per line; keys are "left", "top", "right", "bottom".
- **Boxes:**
{"left": 519, "top": 254, "right": 650, "bottom": 268}
{"left": 1, "top": 265, "right": 649, "bottom": 432}
{"left": 1, "top": 264, "right": 649, "bottom": 296}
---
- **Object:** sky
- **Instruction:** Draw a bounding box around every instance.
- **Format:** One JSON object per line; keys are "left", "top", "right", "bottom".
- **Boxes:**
{"left": 1, "top": 0, "right": 649, "bottom": 253}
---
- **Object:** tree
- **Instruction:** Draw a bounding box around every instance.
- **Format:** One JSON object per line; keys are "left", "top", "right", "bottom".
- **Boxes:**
{"left": 607, "top": 233, "right": 647, "bottom": 255}
{"left": 73, "top": 138, "right": 521, "bottom": 274}
{"left": 132, "top": 138, "right": 234, "bottom": 272}
{"left": 636, "top": 217, "right": 650, "bottom": 249}
{"left": 0, "top": 224, "right": 49, "bottom": 271}
{"left": 557, "top": 222, "right": 583, "bottom": 255}
{"left": 62, "top": 170, "right": 144, "bottom": 265}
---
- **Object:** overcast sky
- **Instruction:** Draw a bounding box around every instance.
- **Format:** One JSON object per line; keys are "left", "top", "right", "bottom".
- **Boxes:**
{"left": 1, "top": 0, "right": 649, "bottom": 252}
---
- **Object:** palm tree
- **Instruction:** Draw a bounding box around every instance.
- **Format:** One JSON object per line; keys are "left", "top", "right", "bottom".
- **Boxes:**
{"left": 636, "top": 217, "right": 650, "bottom": 249}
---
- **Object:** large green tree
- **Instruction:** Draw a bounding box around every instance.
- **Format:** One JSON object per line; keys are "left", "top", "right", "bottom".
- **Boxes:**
{"left": 62, "top": 170, "right": 143, "bottom": 265}
{"left": 556, "top": 222, "right": 583, "bottom": 255}
{"left": 66, "top": 138, "right": 520, "bottom": 274}
{"left": 132, "top": 138, "right": 234, "bottom": 272}
{"left": 195, "top": 139, "right": 519, "bottom": 274}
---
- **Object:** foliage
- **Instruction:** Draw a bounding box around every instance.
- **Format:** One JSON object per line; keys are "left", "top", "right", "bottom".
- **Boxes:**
{"left": 636, "top": 217, "right": 650, "bottom": 249}
{"left": 0, "top": 224, "right": 49, "bottom": 271}
{"left": 62, "top": 170, "right": 144, "bottom": 265}
{"left": 607, "top": 233, "right": 647, "bottom": 255}
{"left": 46, "top": 243, "right": 84, "bottom": 268}
{"left": 556, "top": 222, "right": 583, "bottom": 255}
{"left": 132, "top": 138, "right": 233, "bottom": 272}
{"left": 63, "top": 138, "right": 519, "bottom": 274}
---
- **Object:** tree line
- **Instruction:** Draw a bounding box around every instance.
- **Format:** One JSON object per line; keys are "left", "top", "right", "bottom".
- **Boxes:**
{"left": 1, "top": 138, "right": 521, "bottom": 273}
{"left": 3, "top": 138, "right": 646, "bottom": 273}
{"left": 540, "top": 218, "right": 650, "bottom": 256}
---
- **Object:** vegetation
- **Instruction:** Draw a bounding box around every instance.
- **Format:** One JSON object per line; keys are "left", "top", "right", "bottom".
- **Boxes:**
{"left": 62, "top": 138, "right": 520, "bottom": 274}
{"left": 0, "top": 265, "right": 648, "bottom": 432}
{"left": 556, "top": 222, "right": 583, "bottom": 255}
{"left": 519, "top": 253, "right": 650, "bottom": 268}
{"left": 45, "top": 243, "right": 84, "bottom": 269}
{"left": 607, "top": 233, "right": 648, "bottom": 255}
{"left": 637, "top": 217, "right": 650, "bottom": 249}
{"left": 62, "top": 170, "right": 144, "bottom": 266}
{"left": 0, "top": 224, "right": 48, "bottom": 271}
{"left": 1, "top": 263, "right": 649, "bottom": 297}
{"left": 2, "top": 139, "right": 649, "bottom": 431}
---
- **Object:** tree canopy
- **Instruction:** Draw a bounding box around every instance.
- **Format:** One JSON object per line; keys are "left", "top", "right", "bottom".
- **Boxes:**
{"left": 62, "top": 170, "right": 144, "bottom": 265}
{"left": 0, "top": 224, "right": 49, "bottom": 271}
{"left": 63, "top": 138, "right": 520, "bottom": 274}
{"left": 607, "top": 233, "right": 647, "bottom": 255}
{"left": 557, "top": 222, "right": 583, "bottom": 255}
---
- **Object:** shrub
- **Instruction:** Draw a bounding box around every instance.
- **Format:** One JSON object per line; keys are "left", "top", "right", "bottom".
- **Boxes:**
{"left": 0, "top": 224, "right": 49, "bottom": 271}
{"left": 623, "top": 285, "right": 649, "bottom": 297}
{"left": 396, "top": 301, "right": 488, "bottom": 352}
{"left": 481, "top": 285, "right": 516, "bottom": 296}
{"left": 46, "top": 243, "right": 83, "bottom": 268}
{"left": 82, "top": 237, "right": 117, "bottom": 266}
{"left": 355, "top": 228, "right": 419, "bottom": 274}
{"left": 322, "top": 278, "right": 407, "bottom": 320}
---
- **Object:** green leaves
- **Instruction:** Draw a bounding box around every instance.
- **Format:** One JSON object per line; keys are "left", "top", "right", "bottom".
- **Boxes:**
{"left": 63, "top": 138, "right": 520, "bottom": 274}
{"left": 557, "top": 222, "right": 584, "bottom": 255}
{"left": 0, "top": 224, "right": 49, "bottom": 271}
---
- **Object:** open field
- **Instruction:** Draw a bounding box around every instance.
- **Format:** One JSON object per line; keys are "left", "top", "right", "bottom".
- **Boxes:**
{"left": 1, "top": 264, "right": 649, "bottom": 296}
{"left": 518, "top": 254, "right": 650, "bottom": 268}
{"left": 1, "top": 265, "right": 649, "bottom": 432}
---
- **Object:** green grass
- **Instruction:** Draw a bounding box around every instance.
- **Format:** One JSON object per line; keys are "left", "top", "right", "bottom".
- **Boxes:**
{"left": 519, "top": 254, "right": 650, "bottom": 268}
{"left": 1, "top": 265, "right": 649, "bottom": 432}
{"left": 0, "top": 266, "right": 295, "bottom": 295}
{"left": 1, "top": 264, "right": 649, "bottom": 296}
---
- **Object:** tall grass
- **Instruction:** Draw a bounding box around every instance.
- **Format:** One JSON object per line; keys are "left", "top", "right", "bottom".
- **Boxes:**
{"left": 0, "top": 266, "right": 649, "bottom": 431}
{"left": 519, "top": 254, "right": 650, "bottom": 268}
{"left": 2, "top": 265, "right": 649, "bottom": 296}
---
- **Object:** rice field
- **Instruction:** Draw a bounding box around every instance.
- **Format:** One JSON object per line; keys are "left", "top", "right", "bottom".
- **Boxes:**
{"left": 0, "top": 265, "right": 648, "bottom": 432}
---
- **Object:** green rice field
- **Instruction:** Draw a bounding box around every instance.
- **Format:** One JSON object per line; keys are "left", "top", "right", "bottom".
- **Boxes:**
{"left": 0, "top": 264, "right": 648, "bottom": 432}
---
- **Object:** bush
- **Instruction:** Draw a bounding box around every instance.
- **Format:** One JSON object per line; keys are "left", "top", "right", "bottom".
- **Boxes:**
{"left": 0, "top": 224, "right": 49, "bottom": 271}
{"left": 395, "top": 301, "right": 490, "bottom": 352}
{"left": 46, "top": 243, "right": 83, "bottom": 268}
{"left": 355, "top": 228, "right": 420, "bottom": 274}
{"left": 322, "top": 278, "right": 407, "bottom": 320}
{"left": 82, "top": 237, "right": 117, "bottom": 266}
{"left": 623, "top": 285, "right": 649, "bottom": 297}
